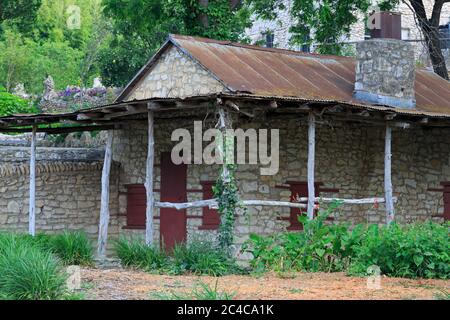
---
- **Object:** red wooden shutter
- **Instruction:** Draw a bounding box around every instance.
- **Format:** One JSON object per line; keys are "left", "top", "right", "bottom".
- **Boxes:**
{"left": 199, "top": 181, "right": 220, "bottom": 230}
{"left": 126, "top": 184, "right": 146, "bottom": 228}
{"left": 287, "top": 182, "right": 321, "bottom": 230}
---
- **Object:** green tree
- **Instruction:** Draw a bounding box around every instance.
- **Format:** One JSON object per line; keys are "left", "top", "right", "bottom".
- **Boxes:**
{"left": 248, "top": 0, "right": 449, "bottom": 80}
{"left": 0, "top": 0, "right": 42, "bottom": 34}
{"left": 99, "top": 0, "right": 251, "bottom": 86}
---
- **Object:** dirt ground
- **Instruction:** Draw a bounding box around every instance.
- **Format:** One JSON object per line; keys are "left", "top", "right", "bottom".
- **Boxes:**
{"left": 79, "top": 267, "right": 449, "bottom": 300}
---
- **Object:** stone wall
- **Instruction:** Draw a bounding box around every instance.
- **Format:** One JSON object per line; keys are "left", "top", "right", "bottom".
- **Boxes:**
{"left": 125, "top": 46, "right": 227, "bottom": 101}
{"left": 0, "top": 147, "right": 121, "bottom": 248}
{"left": 112, "top": 116, "right": 449, "bottom": 258}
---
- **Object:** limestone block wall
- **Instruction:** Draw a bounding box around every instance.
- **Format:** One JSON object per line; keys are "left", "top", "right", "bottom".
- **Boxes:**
{"left": 0, "top": 147, "right": 121, "bottom": 245}
{"left": 112, "top": 116, "right": 449, "bottom": 253}
{"left": 125, "top": 46, "right": 227, "bottom": 101}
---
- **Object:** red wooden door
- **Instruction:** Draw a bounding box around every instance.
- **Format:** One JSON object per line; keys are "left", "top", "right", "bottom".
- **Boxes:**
{"left": 160, "top": 152, "right": 187, "bottom": 250}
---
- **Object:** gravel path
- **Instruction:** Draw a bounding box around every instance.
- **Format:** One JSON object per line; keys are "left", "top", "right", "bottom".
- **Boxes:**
{"left": 79, "top": 268, "right": 449, "bottom": 300}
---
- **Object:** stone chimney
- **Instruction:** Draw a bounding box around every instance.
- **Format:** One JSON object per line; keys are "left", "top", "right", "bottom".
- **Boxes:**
{"left": 354, "top": 12, "right": 416, "bottom": 109}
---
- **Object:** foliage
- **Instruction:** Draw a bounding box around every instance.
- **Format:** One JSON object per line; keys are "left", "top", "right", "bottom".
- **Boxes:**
{"left": 245, "top": 201, "right": 362, "bottom": 273}
{"left": 0, "top": 0, "right": 42, "bottom": 35}
{"left": 42, "top": 231, "right": 94, "bottom": 266}
{"left": 152, "top": 280, "right": 235, "bottom": 300}
{"left": 115, "top": 236, "right": 168, "bottom": 270}
{"left": 115, "top": 236, "right": 239, "bottom": 276}
{"left": 348, "top": 222, "right": 449, "bottom": 279}
{"left": 245, "top": 205, "right": 449, "bottom": 279}
{"left": 170, "top": 237, "right": 238, "bottom": 276}
{"left": 0, "top": 233, "right": 67, "bottom": 300}
{"left": 0, "top": 86, "right": 37, "bottom": 116}
{"left": 213, "top": 164, "right": 242, "bottom": 252}
{"left": 99, "top": 0, "right": 251, "bottom": 86}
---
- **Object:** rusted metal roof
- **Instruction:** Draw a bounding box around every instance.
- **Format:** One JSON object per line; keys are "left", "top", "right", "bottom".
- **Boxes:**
{"left": 168, "top": 34, "right": 450, "bottom": 115}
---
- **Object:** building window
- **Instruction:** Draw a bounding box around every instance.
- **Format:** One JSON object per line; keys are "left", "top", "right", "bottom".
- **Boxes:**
{"left": 263, "top": 31, "right": 274, "bottom": 48}
{"left": 401, "top": 28, "right": 410, "bottom": 40}
{"left": 198, "top": 181, "right": 220, "bottom": 230}
{"left": 125, "top": 184, "right": 146, "bottom": 229}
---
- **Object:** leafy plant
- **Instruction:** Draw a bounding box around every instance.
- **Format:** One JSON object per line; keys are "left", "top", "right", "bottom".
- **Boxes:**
{"left": 245, "top": 203, "right": 449, "bottom": 279}
{"left": 348, "top": 222, "right": 449, "bottom": 279}
{"left": 0, "top": 86, "right": 36, "bottom": 116}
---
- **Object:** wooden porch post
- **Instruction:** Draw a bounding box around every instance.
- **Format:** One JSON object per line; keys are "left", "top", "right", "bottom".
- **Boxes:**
{"left": 384, "top": 124, "right": 394, "bottom": 224}
{"left": 28, "top": 125, "right": 37, "bottom": 236}
{"left": 97, "top": 131, "right": 114, "bottom": 258}
{"left": 145, "top": 111, "right": 155, "bottom": 245}
{"left": 307, "top": 112, "right": 315, "bottom": 220}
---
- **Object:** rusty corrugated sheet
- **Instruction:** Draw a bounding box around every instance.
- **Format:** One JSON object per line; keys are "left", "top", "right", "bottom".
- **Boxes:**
{"left": 171, "top": 34, "right": 450, "bottom": 115}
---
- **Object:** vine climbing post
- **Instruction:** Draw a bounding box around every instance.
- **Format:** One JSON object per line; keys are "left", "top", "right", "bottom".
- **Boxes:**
{"left": 214, "top": 104, "right": 241, "bottom": 253}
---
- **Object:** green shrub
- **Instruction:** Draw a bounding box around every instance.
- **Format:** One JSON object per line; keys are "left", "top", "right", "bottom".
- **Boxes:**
{"left": 115, "top": 237, "right": 239, "bottom": 276}
{"left": 245, "top": 201, "right": 362, "bottom": 273}
{"left": 114, "top": 237, "right": 167, "bottom": 271}
{"left": 348, "top": 222, "right": 449, "bottom": 279}
{"left": 0, "top": 240, "right": 67, "bottom": 300}
{"left": 43, "top": 231, "right": 94, "bottom": 266}
{"left": 245, "top": 203, "right": 449, "bottom": 279}
{"left": 0, "top": 87, "right": 36, "bottom": 116}
{"left": 170, "top": 239, "right": 237, "bottom": 276}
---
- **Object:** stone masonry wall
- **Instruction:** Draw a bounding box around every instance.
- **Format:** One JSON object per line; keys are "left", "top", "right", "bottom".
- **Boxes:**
{"left": 125, "top": 46, "right": 227, "bottom": 101}
{"left": 112, "top": 116, "right": 449, "bottom": 258}
{"left": 0, "top": 147, "right": 120, "bottom": 247}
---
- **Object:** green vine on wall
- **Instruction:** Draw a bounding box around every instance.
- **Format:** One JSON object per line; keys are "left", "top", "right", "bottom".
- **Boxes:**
{"left": 213, "top": 163, "right": 241, "bottom": 252}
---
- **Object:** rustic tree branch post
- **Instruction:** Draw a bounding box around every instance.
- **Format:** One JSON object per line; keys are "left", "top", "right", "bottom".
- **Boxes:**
{"left": 28, "top": 125, "right": 37, "bottom": 236}
{"left": 307, "top": 111, "right": 316, "bottom": 219}
{"left": 97, "top": 131, "right": 114, "bottom": 258}
{"left": 384, "top": 124, "right": 394, "bottom": 224}
{"left": 145, "top": 110, "right": 155, "bottom": 245}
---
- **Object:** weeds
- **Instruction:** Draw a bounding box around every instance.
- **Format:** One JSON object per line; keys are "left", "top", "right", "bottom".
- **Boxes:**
{"left": 151, "top": 280, "right": 235, "bottom": 300}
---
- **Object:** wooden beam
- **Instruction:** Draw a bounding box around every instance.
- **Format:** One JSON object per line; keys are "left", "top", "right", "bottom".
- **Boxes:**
{"left": 296, "top": 196, "right": 398, "bottom": 204}
{"left": 384, "top": 124, "right": 394, "bottom": 224}
{"left": 307, "top": 111, "right": 315, "bottom": 219}
{"left": 156, "top": 199, "right": 308, "bottom": 210}
{"left": 0, "top": 124, "right": 116, "bottom": 134}
{"left": 97, "top": 131, "right": 113, "bottom": 259}
{"left": 145, "top": 111, "right": 155, "bottom": 245}
{"left": 28, "top": 125, "right": 37, "bottom": 236}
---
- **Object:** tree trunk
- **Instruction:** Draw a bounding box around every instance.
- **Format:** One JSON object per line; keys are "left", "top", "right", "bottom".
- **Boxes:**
{"left": 409, "top": 0, "right": 449, "bottom": 80}
{"left": 198, "top": 0, "right": 209, "bottom": 28}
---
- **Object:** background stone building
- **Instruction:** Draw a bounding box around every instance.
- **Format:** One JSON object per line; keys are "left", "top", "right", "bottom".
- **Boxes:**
{"left": 246, "top": 0, "right": 450, "bottom": 69}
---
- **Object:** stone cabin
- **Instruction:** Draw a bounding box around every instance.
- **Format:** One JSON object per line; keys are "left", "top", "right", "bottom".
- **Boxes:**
{"left": 1, "top": 32, "right": 450, "bottom": 257}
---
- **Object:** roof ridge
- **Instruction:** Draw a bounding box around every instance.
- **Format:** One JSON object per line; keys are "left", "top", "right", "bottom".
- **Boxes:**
{"left": 169, "top": 34, "right": 354, "bottom": 61}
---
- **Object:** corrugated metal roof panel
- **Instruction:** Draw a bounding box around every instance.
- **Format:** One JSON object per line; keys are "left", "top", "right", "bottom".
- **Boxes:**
{"left": 170, "top": 34, "right": 450, "bottom": 115}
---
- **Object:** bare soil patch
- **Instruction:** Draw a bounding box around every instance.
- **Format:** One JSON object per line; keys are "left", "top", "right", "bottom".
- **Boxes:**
{"left": 80, "top": 267, "right": 449, "bottom": 300}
